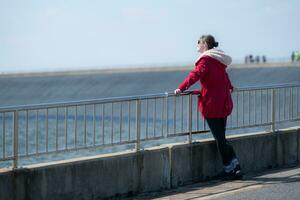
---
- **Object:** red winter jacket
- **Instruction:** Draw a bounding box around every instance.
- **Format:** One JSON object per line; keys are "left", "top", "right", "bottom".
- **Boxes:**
{"left": 178, "top": 49, "right": 234, "bottom": 118}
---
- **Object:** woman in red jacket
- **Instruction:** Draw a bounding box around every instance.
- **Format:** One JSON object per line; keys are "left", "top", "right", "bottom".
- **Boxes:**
{"left": 174, "top": 35, "right": 241, "bottom": 179}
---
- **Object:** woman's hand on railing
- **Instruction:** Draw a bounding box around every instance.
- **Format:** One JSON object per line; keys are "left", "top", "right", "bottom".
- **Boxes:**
{"left": 174, "top": 88, "right": 182, "bottom": 95}
{"left": 174, "top": 89, "right": 201, "bottom": 95}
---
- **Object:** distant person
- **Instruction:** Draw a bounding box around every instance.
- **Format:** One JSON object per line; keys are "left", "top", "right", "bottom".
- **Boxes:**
{"left": 291, "top": 51, "right": 295, "bottom": 62}
{"left": 174, "top": 34, "right": 242, "bottom": 180}
{"left": 255, "top": 55, "right": 260, "bottom": 63}
{"left": 249, "top": 54, "right": 254, "bottom": 63}
{"left": 262, "top": 55, "right": 267, "bottom": 63}
{"left": 244, "top": 55, "right": 248, "bottom": 64}
{"left": 294, "top": 51, "right": 300, "bottom": 62}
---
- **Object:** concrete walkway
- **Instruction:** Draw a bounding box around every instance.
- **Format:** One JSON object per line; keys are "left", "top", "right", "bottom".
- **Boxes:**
{"left": 129, "top": 165, "right": 300, "bottom": 200}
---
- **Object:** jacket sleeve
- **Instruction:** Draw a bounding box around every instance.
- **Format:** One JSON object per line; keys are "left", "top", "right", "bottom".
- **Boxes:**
{"left": 178, "top": 58, "right": 209, "bottom": 91}
{"left": 225, "top": 71, "right": 234, "bottom": 90}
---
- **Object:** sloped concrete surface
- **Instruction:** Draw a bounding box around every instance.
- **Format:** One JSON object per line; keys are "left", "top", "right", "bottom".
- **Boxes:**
{"left": 0, "top": 64, "right": 300, "bottom": 107}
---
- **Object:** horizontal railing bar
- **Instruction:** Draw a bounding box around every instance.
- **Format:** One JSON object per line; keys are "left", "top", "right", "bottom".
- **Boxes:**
{"left": 167, "top": 130, "right": 210, "bottom": 138}
{"left": 18, "top": 135, "right": 167, "bottom": 158}
{"left": 271, "top": 118, "right": 300, "bottom": 124}
{"left": 227, "top": 122, "right": 273, "bottom": 130}
{"left": 16, "top": 140, "right": 138, "bottom": 159}
{"left": 0, "top": 98, "right": 141, "bottom": 112}
{"left": 0, "top": 156, "right": 14, "bottom": 162}
{"left": 10, "top": 136, "right": 166, "bottom": 161}
{"left": 140, "top": 136, "right": 165, "bottom": 142}
{"left": 236, "top": 83, "right": 300, "bottom": 91}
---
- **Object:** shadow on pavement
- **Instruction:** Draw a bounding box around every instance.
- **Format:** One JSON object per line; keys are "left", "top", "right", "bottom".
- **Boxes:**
{"left": 124, "top": 165, "right": 300, "bottom": 200}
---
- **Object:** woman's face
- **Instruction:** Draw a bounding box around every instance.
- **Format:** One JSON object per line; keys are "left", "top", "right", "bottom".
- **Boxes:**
{"left": 197, "top": 39, "right": 208, "bottom": 53}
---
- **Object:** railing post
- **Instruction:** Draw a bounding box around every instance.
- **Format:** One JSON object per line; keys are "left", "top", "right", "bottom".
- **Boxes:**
{"left": 13, "top": 110, "right": 19, "bottom": 169}
{"left": 188, "top": 94, "right": 192, "bottom": 144}
{"left": 164, "top": 93, "right": 168, "bottom": 138}
{"left": 271, "top": 89, "right": 276, "bottom": 132}
{"left": 136, "top": 99, "right": 141, "bottom": 151}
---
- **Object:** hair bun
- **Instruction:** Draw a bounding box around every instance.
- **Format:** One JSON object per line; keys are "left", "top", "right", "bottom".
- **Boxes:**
{"left": 214, "top": 42, "right": 219, "bottom": 47}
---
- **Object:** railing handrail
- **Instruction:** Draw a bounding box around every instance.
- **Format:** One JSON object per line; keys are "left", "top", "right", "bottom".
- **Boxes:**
{"left": 0, "top": 82, "right": 299, "bottom": 112}
{"left": 236, "top": 82, "right": 300, "bottom": 91}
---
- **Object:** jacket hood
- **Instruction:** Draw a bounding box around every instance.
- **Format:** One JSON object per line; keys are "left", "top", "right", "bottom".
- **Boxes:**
{"left": 196, "top": 48, "right": 232, "bottom": 66}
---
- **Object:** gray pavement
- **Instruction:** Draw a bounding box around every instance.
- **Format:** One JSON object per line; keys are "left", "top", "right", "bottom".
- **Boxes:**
{"left": 0, "top": 64, "right": 300, "bottom": 107}
{"left": 128, "top": 165, "right": 300, "bottom": 200}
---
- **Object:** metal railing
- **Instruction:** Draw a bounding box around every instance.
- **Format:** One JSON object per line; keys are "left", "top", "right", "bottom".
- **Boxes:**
{"left": 0, "top": 83, "right": 300, "bottom": 169}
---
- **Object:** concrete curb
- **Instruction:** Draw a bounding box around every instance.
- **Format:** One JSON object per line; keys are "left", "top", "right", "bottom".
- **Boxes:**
{"left": 0, "top": 127, "right": 300, "bottom": 200}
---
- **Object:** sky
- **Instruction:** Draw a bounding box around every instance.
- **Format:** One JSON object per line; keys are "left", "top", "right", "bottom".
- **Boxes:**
{"left": 1, "top": 0, "right": 300, "bottom": 72}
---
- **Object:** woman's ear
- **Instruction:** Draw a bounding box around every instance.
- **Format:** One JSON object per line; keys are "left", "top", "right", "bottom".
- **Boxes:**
{"left": 204, "top": 42, "right": 208, "bottom": 49}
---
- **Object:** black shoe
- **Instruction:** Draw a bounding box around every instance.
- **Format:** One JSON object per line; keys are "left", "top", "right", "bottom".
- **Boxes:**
{"left": 233, "top": 164, "right": 243, "bottom": 180}
{"left": 234, "top": 164, "right": 241, "bottom": 172}
{"left": 234, "top": 169, "right": 243, "bottom": 179}
{"left": 217, "top": 169, "right": 243, "bottom": 181}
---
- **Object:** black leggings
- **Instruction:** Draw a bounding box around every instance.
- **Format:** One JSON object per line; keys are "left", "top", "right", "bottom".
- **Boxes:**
{"left": 206, "top": 118, "right": 236, "bottom": 166}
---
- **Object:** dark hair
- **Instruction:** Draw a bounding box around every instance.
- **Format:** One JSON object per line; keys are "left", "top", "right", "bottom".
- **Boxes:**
{"left": 200, "top": 35, "right": 218, "bottom": 49}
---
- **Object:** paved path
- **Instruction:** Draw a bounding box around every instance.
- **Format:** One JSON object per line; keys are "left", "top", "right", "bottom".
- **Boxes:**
{"left": 129, "top": 165, "right": 300, "bottom": 200}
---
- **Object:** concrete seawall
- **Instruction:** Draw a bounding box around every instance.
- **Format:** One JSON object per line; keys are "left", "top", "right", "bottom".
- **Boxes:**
{"left": 1, "top": 62, "right": 300, "bottom": 107}
{"left": 0, "top": 127, "right": 300, "bottom": 200}
{"left": 1, "top": 62, "right": 300, "bottom": 78}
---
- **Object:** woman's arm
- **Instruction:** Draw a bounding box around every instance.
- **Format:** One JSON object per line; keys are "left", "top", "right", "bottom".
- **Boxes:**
{"left": 225, "top": 71, "right": 234, "bottom": 92}
{"left": 177, "top": 58, "right": 209, "bottom": 92}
